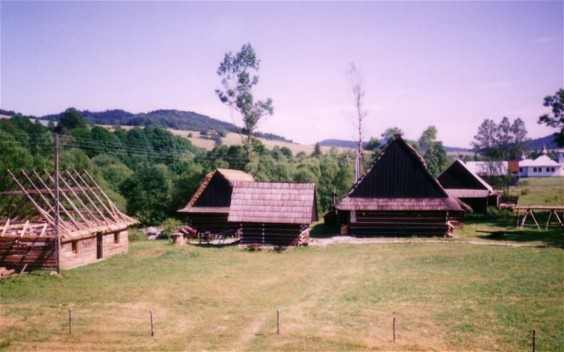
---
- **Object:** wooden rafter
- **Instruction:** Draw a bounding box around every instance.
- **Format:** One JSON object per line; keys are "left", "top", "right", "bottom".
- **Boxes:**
{"left": 0, "top": 169, "right": 139, "bottom": 240}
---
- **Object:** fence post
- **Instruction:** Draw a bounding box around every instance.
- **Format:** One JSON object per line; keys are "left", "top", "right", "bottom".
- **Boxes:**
{"left": 277, "top": 309, "right": 280, "bottom": 334}
{"left": 150, "top": 310, "right": 154, "bottom": 337}
{"left": 68, "top": 309, "right": 72, "bottom": 334}
{"left": 532, "top": 329, "right": 536, "bottom": 352}
{"left": 393, "top": 316, "right": 396, "bottom": 343}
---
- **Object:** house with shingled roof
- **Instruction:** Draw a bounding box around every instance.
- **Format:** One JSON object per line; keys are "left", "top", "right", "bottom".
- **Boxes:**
{"left": 335, "top": 135, "right": 464, "bottom": 236}
{"left": 179, "top": 169, "right": 317, "bottom": 246}
{"left": 437, "top": 159, "right": 501, "bottom": 213}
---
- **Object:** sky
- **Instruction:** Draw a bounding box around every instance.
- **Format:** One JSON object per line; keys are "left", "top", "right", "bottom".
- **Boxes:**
{"left": 1, "top": 1, "right": 562, "bottom": 148}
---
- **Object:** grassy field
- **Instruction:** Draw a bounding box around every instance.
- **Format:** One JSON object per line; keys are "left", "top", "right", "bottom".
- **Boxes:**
{"left": 506, "top": 177, "right": 564, "bottom": 206}
{"left": 1, "top": 178, "right": 562, "bottom": 351}
{"left": 1, "top": 235, "right": 562, "bottom": 351}
{"left": 101, "top": 125, "right": 345, "bottom": 155}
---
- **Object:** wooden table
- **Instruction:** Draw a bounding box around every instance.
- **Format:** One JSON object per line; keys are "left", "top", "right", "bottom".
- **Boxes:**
{"left": 513, "top": 206, "right": 564, "bottom": 230}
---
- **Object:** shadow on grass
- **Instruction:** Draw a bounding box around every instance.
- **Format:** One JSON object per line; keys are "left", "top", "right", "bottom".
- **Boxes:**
{"left": 476, "top": 229, "right": 563, "bottom": 247}
{"left": 468, "top": 210, "right": 564, "bottom": 247}
{"left": 188, "top": 239, "right": 241, "bottom": 248}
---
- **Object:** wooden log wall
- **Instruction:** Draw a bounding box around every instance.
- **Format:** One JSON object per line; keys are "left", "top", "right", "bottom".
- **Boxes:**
{"left": 188, "top": 214, "right": 234, "bottom": 234}
{"left": 459, "top": 197, "right": 488, "bottom": 214}
{"left": 239, "top": 223, "right": 305, "bottom": 246}
{"left": 348, "top": 211, "right": 450, "bottom": 236}
{"left": 0, "top": 236, "right": 56, "bottom": 270}
{"left": 61, "top": 231, "right": 128, "bottom": 270}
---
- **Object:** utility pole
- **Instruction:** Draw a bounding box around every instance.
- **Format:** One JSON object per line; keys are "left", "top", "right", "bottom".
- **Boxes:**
{"left": 54, "top": 133, "right": 60, "bottom": 273}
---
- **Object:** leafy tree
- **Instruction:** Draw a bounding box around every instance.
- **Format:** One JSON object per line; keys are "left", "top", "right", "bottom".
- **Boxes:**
{"left": 216, "top": 43, "right": 274, "bottom": 161}
{"left": 417, "top": 126, "right": 450, "bottom": 177}
{"left": 472, "top": 118, "right": 497, "bottom": 157}
{"left": 55, "top": 108, "right": 87, "bottom": 134}
{"left": 311, "top": 143, "right": 322, "bottom": 158}
{"left": 364, "top": 137, "right": 381, "bottom": 151}
{"left": 0, "top": 130, "right": 34, "bottom": 173}
{"left": 473, "top": 117, "right": 528, "bottom": 160}
{"left": 418, "top": 126, "right": 437, "bottom": 153}
{"left": 380, "top": 127, "right": 403, "bottom": 144}
{"left": 510, "top": 118, "right": 528, "bottom": 160}
{"left": 538, "top": 88, "right": 564, "bottom": 146}
{"left": 120, "top": 164, "right": 172, "bottom": 225}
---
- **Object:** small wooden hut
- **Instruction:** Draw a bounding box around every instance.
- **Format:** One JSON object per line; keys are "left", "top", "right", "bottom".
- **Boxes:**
{"left": 437, "top": 159, "right": 501, "bottom": 213}
{"left": 178, "top": 168, "right": 254, "bottom": 233}
{"left": 178, "top": 169, "right": 318, "bottom": 246}
{"left": 335, "top": 135, "right": 464, "bottom": 236}
{"left": 228, "top": 182, "right": 318, "bottom": 246}
{"left": 0, "top": 169, "right": 138, "bottom": 270}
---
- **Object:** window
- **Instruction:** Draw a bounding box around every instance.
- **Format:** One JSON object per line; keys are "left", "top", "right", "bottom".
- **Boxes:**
{"left": 71, "top": 241, "right": 79, "bottom": 254}
{"left": 519, "top": 167, "right": 523, "bottom": 172}
{"left": 533, "top": 167, "right": 537, "bottom": 172}
{"left": 114, "top": 233, "right": 120, "bottom": 244}
{"left": 546, "top": 167, "right": 550, "bottom": 172}
{"left": 551, "top": 167, "right": 555, "bottom": 172}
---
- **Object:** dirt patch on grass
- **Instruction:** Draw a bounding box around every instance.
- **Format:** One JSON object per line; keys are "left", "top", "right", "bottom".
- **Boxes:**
{"left": 134, "top": 248, "right": 166, "bottom": 258}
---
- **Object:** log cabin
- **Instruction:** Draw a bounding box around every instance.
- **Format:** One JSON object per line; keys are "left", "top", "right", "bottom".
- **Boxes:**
{"left": 178, "top": 168, "right": 255, "bottom": 234}
{"left": 228, "top": 182, "right": 317, "bottom": 246}
{"left": 335, "top": 135, "right": 464, "bottom": 236}
{"left": 0, "top": 169, "right": 138, "bottom": 270}
{"left": 178, "top": 169, "right": 317, "bottom": 246}
{"left": 437, "top": 159, "right": 501, "bottom": 213}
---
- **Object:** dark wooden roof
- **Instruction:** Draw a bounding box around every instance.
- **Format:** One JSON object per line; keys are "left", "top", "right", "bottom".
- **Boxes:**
{"left": 437, "top": 159, "right": 493, "bottom": 191}
{"left": 178, "top": 168, "right": 254, "bottom": 214}
{"left": 336, "top": 136, "right": 463, "bottom": 211}
{"left": 0, "top": 169, "right": 138, "bottom": 241}
{"left": 228, "top": 182, "right": 318, "bottom": 224}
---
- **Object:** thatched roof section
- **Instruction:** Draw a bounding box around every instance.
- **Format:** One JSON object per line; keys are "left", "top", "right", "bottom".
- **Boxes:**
{"left": 0, "top": 169, "right": 138, "bottom": 241}
{"left": 437, "top": 159, "right": 493, "bottom": 192}
{"left": 228, "top": 182, "right": 318, "bottom": 224}
{"left": 179, "top": 168, "right": 254, "bottom": 212}
{"left": 336, "top": 136, "right": 463, "bottom": 212}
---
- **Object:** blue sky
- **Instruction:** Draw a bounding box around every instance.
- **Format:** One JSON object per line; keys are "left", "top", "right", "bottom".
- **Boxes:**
{"left": 1, "top": 1, "right": 562, "bottom": 148}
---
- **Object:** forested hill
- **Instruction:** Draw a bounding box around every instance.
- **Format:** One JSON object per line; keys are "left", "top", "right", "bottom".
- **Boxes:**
{"left": 40, "top": 109, "right": 292, "bottom": 142}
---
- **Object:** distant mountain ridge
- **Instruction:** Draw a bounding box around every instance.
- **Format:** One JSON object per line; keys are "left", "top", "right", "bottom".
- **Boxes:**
{"left": 39, "top": 109, "right": 293, "bottom": 143}
{"left": 320, "top": 134, "right": 562, "bottom": 153}
{"left": 319, "top": 138, "right": 473, "bottom": 152}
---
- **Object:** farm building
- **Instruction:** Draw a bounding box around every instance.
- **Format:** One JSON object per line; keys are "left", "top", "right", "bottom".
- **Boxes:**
{"left": 229, "top": 182, "right": 317, "bottom": 246}
{"left": 179, "top": 169, "right": 317, "bottom": 246}
{"left": 437, "top": 159, "right": 501, "bottom": 213}
{"left": 0, "top": 169, "right": 138, "bottom": 270}
{"left": 335, "top": 135, "right": 464, "bottom": 236}
{"left": 178, "top": 168, "right": 255, "bottom": 234}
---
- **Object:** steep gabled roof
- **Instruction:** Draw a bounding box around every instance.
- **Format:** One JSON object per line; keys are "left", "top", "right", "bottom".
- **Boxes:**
{"left": 178, "top": 168, "right": 254, "bottom": 213}
{"left": 437, "top": 159, "right": 493, "bottom": 192}
{"left": 228, "top": 182, "right": 318, "bottom": 224}
{"left": 336, "top": 136, "right": 462, "bottom": 211}
{"left": 0, "top": 169, "right": 138, "bottom": 241}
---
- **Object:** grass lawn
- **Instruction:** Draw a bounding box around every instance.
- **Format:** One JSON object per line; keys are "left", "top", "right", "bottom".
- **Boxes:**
{"left": 1, "top": 238, "right": 562, "bottom": 351}
{"left": 507, "top": 177, "right": 564, "bottom": 206}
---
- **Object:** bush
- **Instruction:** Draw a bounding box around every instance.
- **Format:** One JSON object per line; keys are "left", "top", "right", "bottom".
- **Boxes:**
{"left": 128, "top": 228, "right": 146, "bottom": 242}
{"left": 160, "top": 218, "right": 183, "bottom": 241}
{"left": 521, "top": 188, "right": 529, "bottom": 196}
